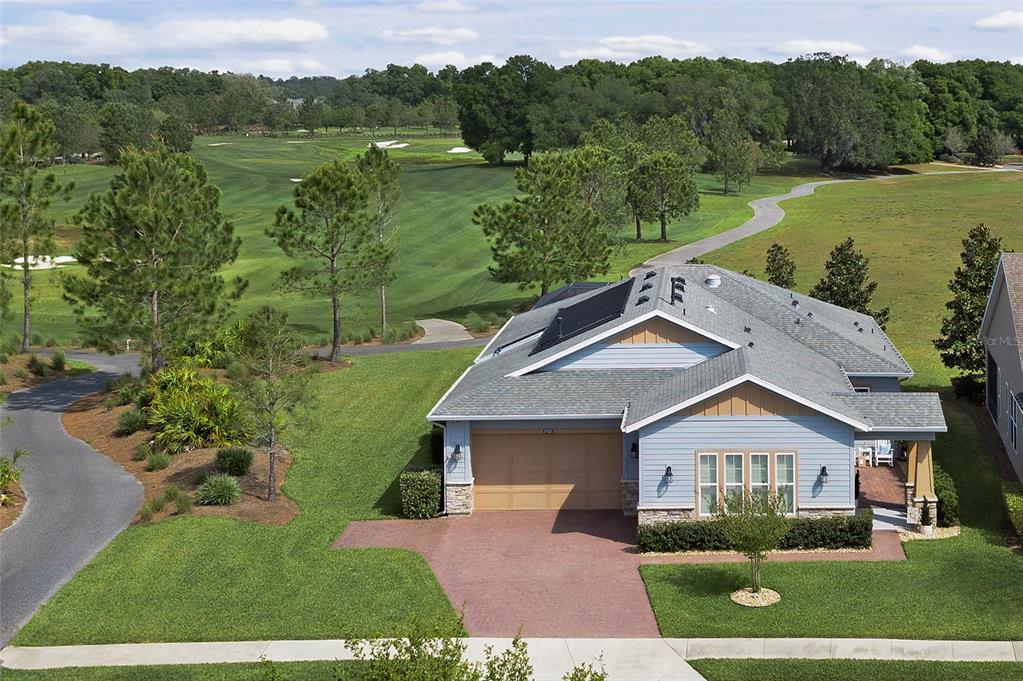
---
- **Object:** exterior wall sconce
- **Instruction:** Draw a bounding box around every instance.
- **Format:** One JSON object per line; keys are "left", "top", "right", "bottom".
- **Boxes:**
{"left": 665, "top": 466, "right": 674, "bottom": 484}
{"left": 452, "top": 444, "right": 463, "bottom": 462}
{"left": 630, "top": 442, "right": 639, "bottom": 459}
{"left": 819, "top": 466, "right": 829, "bottom": 484}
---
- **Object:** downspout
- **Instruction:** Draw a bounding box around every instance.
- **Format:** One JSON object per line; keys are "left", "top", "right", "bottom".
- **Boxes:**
{"left": 436, "top": 422, "right": 447, "bottom": 515}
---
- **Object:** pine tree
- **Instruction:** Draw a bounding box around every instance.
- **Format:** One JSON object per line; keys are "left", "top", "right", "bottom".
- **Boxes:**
{"left": 268, "top": 159, "right": 393, "bottom": 363}
{"left": 765, "top": 242, "right": 797, "bottom": 289}
{"left": 706, "top": 109, "right": 760, "bottom": 194}
{"left": 934, "top": 223, "right": 1004, "bottom": 378}
{"left": 474, "top": 149, "right": 614, "bottom": 296}
{"left": 810, "top": 237, "right": 890, "bottom": 329}
{"left": 356, "top": 145, "right": 401, "bottom": 340}
{"left": 63, "top": 145, "right": 241, "bottom": 369}
{"left": 632, "top": 152, "right": 699, "bottom": 242}
{"left": 0, "top": 101, "right": 74, "bottom": 353}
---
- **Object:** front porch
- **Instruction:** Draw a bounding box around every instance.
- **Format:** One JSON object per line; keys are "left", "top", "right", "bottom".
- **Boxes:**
{"left": 856, "top": 439, "right": 937, "bottom": 532}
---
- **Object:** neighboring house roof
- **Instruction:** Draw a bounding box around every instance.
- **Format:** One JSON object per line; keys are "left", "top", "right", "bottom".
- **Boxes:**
{"left": 429, "top": 264, "right": 942, "bottom": 434}
{"left": 532, "top": 282, "right": 611, "bottom": 310}
{"left": 980, "top": 253, "right": 1023, "bottom": 372}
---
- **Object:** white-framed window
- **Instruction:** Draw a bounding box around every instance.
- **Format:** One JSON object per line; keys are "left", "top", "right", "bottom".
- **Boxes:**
{"left": 775, "top": 453, "right": 796, "bottom": 514}
{"left": 750, "top": 453, "right": 770, "bottom": 505}
{"left": 698, "top": 453, "right": 718, "bottom": 516}
{"left": 1012, "top": 394, "right": 1020, "bottom": 452}
{"left": 724, "top": 453, "right": 744, "bottom": 510}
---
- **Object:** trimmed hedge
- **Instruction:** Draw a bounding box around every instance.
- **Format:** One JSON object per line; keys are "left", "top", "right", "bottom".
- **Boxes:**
{"left": 637, "top": 509, "right": 874, "bottom": 553}
{"left": 400, "top": 469, "right": 441, "bottom": 519}
{"left": 1004, "top": 482, "right": 1023, "bottom": 538}
{"left": 933, "top": 462, "right": 960, "bottom": 527}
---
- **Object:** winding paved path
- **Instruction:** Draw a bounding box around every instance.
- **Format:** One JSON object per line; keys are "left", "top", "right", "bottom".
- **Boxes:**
{"left": 0, "top": 352, "right": 141, "bottom": 647}
{"left": 414, "top": 318, "right": 474, "bottom": 343}
{"left": 630, "top": 167, "right": 1020, "bottom": 275}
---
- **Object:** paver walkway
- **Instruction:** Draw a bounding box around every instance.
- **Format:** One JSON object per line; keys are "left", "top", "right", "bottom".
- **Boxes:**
{"left": 0, "top": 352, "right": 142, "bottom": 648}
{"left": 335, "top": 510, "right": 904, "bottom": 638}
{"left": 3, "top": 637, "right": 1021, "bottom": 677}
{"left": 629, "top": 166, "right": 1020, "bottom": 275}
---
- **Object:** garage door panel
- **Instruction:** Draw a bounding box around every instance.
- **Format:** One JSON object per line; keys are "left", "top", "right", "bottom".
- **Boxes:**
{"left": 471, "top": 431, "right": 621, "bottom": 511}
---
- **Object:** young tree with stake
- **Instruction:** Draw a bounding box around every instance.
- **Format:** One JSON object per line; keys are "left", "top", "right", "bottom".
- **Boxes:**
{"left": 356, "top": 145, "right": 401, "bottom": 340}
{"left": 716, "top": 490, "right": 789, "bottom": 598}
{"left": 235, "top": 307, "right": 311, "bottom": 502}
{"left": 0, "top": 101, "right": 74, "bottom": 353}
{"left": 268, "top": 160, "right": 393, "bottom": 362}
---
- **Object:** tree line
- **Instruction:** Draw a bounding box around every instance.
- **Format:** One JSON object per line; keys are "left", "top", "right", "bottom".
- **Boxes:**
{"left": 2, "top": 55, "right": 1020, "bottom": 169}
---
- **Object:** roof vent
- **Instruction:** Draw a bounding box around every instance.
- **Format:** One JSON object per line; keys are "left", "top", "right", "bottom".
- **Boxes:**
{"left": 807, "top": 312, "right": 813, "bottom": 319}
{"left": 644, "top": 271, "right": 656, "bottom": 280}
{"left": 636, "top": 295, "right": 650, "bottom": 305}
{"left": 791, "top": 299, "right": 800, "bottom": 309}
{"left": 705, "top": 274, "right": 721, "bottom": 288}
{"left": 744, "top": 326, "right": 751, "bottom": 333}
{"left": 704, "top": 305, "right": 716, "bottom": 314}
{"left": 858, "top": 326, "right": 864, "bottom": 333}
{"left": 795, "top": 317, "right": 801, "bottom": 324}
{"left": 640, "top": 282, "right": 653, "bottom": 292}
{"left": 747, "top": 341, "right": 755, "bottom": 349}
{"left": 854, "top": 321, "right": 860, "bottom": 327}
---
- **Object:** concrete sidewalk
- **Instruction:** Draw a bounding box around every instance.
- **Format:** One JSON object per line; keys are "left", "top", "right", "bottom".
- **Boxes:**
{"left": 3, "top": 638, "right": 1022, "bottom": 678}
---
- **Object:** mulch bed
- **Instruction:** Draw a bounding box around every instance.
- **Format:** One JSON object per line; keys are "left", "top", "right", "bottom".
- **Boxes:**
{"left": 62, "top": 392, "right": 299, "bottom": 526}
{"left": 0, "top": 479, "right": 27, "bottom": 533}
{"left": 0, "top": 352, "right": 86, "bottom": 395}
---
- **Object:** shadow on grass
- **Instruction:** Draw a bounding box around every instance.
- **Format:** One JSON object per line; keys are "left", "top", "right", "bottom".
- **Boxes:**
{"left": 658, "top": 564, "right": 745, "bottom": 597}
{"left": 372, "top": 430, "right": 436, "bottom": 517}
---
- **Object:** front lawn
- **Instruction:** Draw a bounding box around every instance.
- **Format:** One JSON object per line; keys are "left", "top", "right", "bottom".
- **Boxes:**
{"left": 2, "top": 662, "right": 360, "bottom": 680}
{"left": 15, "top": 348, "right": 476, "bottom": 645}
{"left": 691, "top": 660, "right": 1023, "bottom": 681}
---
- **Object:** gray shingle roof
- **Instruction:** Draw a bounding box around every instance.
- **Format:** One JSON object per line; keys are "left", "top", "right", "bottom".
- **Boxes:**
{"left": 837, "top": 393, "right": 946, "bottom": 432}
{"left": 429, "top": 264, "right": 944, "bottom": 434}
{"left": 997, "top": 253, "right": 1023, "bottom": 371}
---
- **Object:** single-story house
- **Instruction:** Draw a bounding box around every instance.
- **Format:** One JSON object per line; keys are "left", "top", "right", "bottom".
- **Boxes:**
{"left": 428, "top": 265, "right": 947, "bottom": 525}
{"left": 979, "top": 252, "right": 1023, "bottom": 481}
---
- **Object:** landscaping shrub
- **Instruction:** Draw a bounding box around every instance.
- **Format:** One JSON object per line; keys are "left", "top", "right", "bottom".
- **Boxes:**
{"left": 50, "top": 350, "right": 66, "bottom": 371}
{"left": 464, "top": 311, "right": 490, "bottom": 333}
{"left": 399, "top": 469, "right": 441, "bottom": 518}
{"left": 104, "top": 395, "right": 119, "bottom": 411}
{"left": 0, "top": 353, "right": 9, "bottom": 363}
{"left": 637, "top": 509, "right": 875, "bottom": 553}
{"left": 26, "top": 354, "right": 46, "bottom": 377}
{"left": 115, "top": 408, "right": 149, "bottom": 436}
{"left": 0, "top": 449, "right": 28, "bottom": 506}
{"left": 224, "top": 360, "right": 245, "bottom": 380}
{"left": 196, "top": 473, "right": 242, "bottom": 505}
{"left": 146, "top": 366, "right": 246, "bottom": 454}
{"left": 778, "top": 509, "right": 873, "bottom": 549}
{"left": 45, "top": 337, "right": 57, "bottom": 348}
{"left": 145, "top": 450, "right": 172, "bottom": 471}
{"left": 30, "top": 332, "right": 42, "bottom": 345}
{"left": 174, "top": 493, "right": 193, "bottom": 515}
{"left": 933, "top": 462, "right": 960, "bottom": 527}
{"left": 637, "top": 519, "right": 731, "bottom": 552}
{"left": 13, "top": 368, "right": 28, "bottom": 380}
{"left": 133, "top": 441, "right": 154, "bottom": 462}
{"left": 1003, "top": 482, "right": 1023, "bottom": 538}
{"left": 214, "top": 447, "right": 254, "bottom": 476}
{"left": 0, "top": 371, "right": 5, "bottom": 386}
{"left": 0, "top": 336, "right": 17, "bottom": 356}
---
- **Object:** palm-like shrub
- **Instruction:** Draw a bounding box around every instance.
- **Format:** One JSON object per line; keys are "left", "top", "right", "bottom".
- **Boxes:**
{"left": 196, "top": 474, "right": 241, "bottom": 505}
{"left": 146, "top": 366, "right": 246, "bottom": 454}
{"left": 214, "top": 448, "right": 253, "bottom": 476}
{"left": 115, "top": 408, "right": 149, "bottom": 436}
{"left": 0, "top": 449, "right": 29, "bottom": 506}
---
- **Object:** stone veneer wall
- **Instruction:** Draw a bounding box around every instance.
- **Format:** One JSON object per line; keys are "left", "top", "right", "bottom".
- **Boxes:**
{"left": 637, "top": 508, "right": 694, "bottom": 525}
{"left": 905, "top": 482, "right": 937, "bottom": 526}
{"left": 445, "top": 482, "right": 473, "bottom": 515}
{"left": 620, "top": 481, "right": 638, "bottom": 516}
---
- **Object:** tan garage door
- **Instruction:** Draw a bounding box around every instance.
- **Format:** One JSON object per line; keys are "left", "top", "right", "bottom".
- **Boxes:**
{"left": 472, "top": 430, "right": 622, "bottom": 511}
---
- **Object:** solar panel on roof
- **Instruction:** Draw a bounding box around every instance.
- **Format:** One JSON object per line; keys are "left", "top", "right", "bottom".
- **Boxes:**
{"left": 530, "top": 278, "right": 636, "bottom": 355}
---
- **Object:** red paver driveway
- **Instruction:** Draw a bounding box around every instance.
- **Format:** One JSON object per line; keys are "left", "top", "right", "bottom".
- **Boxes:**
{"left": 335, "top": 510, "right": 904, "bottom": 637}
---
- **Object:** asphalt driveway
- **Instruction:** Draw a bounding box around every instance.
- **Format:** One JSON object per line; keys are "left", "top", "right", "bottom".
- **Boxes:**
{"left": 0, "top": 352, "right": 142, "bottom": 646}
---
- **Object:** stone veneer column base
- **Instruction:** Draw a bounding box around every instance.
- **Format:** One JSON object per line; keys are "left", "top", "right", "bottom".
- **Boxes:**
{"left": 620, "top": 480, "right": 639, "bottom": 516}
{"left": 637, "top": 508, "right": 694, "bottom": 525}
{"left": 445, "top": 481, "right": 473, "bottom": 515}
{"left": 797, "top": 508, "right": 856, "bottom": 518}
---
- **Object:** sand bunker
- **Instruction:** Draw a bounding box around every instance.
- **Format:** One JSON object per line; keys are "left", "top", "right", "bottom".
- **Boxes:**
{"left": 372, "top": 140, "right": 409, "bottom": 149}
{"left": 290, "top": 178, "right": 302, "bottom": 183}
{"left": 3, "top": 255, "right": 78, "bottom": 270}
{"left": 287, "top": 140, "right": 309, "bottom": 144}
{"left": 447, "top": 146, "right": 472, "bottom": 153}
{"left": 207, "top": 142, "right": 233, "bottom": 147}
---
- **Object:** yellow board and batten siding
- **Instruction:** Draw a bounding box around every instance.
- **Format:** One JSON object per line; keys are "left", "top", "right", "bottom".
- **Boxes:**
{"left": 610, "top": 318, "right": 710, "bottom": 345}
{"left": 676, "top": 382, "right": 815, "bottom": 418}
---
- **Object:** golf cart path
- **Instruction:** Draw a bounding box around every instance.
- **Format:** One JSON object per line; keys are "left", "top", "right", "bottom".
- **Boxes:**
{"left": 0, "top": 352, "right": 142, "bottom": 647}
{"left": 414, "top": 318, "right": 474, "bottom": 343}
{"left": 630, "top": 167, "right": 1020, "bottom": 275}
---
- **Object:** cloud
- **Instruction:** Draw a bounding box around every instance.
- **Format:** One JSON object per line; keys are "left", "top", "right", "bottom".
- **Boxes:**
{"left": 1, "top": 11, "right": 129, "bottom": 54}
{"left": 903, "top": 45, "right": 953, "bottom": 62}
{"left": 158, "top": 18, "right": 328, "bottom": 49}
{"left": 413, "top": 50, "right": 495, "bottom": 67}
{"left": 558, "top": 35, "right": 710, "bottom": 60}
{"left": 253, "top": 57, "right": 329, "bottom": 74}
{"left": 417, "top": 0, "right": 475, "bottom": 11}
{"left": 974, "top": 10, "right": 1023, "bottom": 30}
{"left": 379, "top": 27, "right": 478, "bottom": 45}
{"left": 771, "top": 39, "right": 868, "bottom": 56}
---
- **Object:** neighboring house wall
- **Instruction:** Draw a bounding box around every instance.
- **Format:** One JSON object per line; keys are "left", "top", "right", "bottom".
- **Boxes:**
{"left": 983, "top": 280, "right": 1023, "bottom": 480}
{"left": 849, "top": 376, "right": 902, "bottom": 392}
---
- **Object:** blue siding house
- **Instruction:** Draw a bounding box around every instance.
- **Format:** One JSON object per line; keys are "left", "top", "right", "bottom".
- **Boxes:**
{"left": 428, "top": 265, "right": 947, "bottom": 525}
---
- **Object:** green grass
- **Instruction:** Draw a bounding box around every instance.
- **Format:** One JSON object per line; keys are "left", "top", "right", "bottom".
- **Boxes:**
{"left": 691, "top": 659, "right": 1023, "bottom": 681}
{"left": 15, "top": 138, "right": 825, "bottom": 343}
{"left": 641, "top": 169, "right": 1023, "bottom": 641}
{"left": 15, "top": 348, "right": 477, "bottom": 645}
